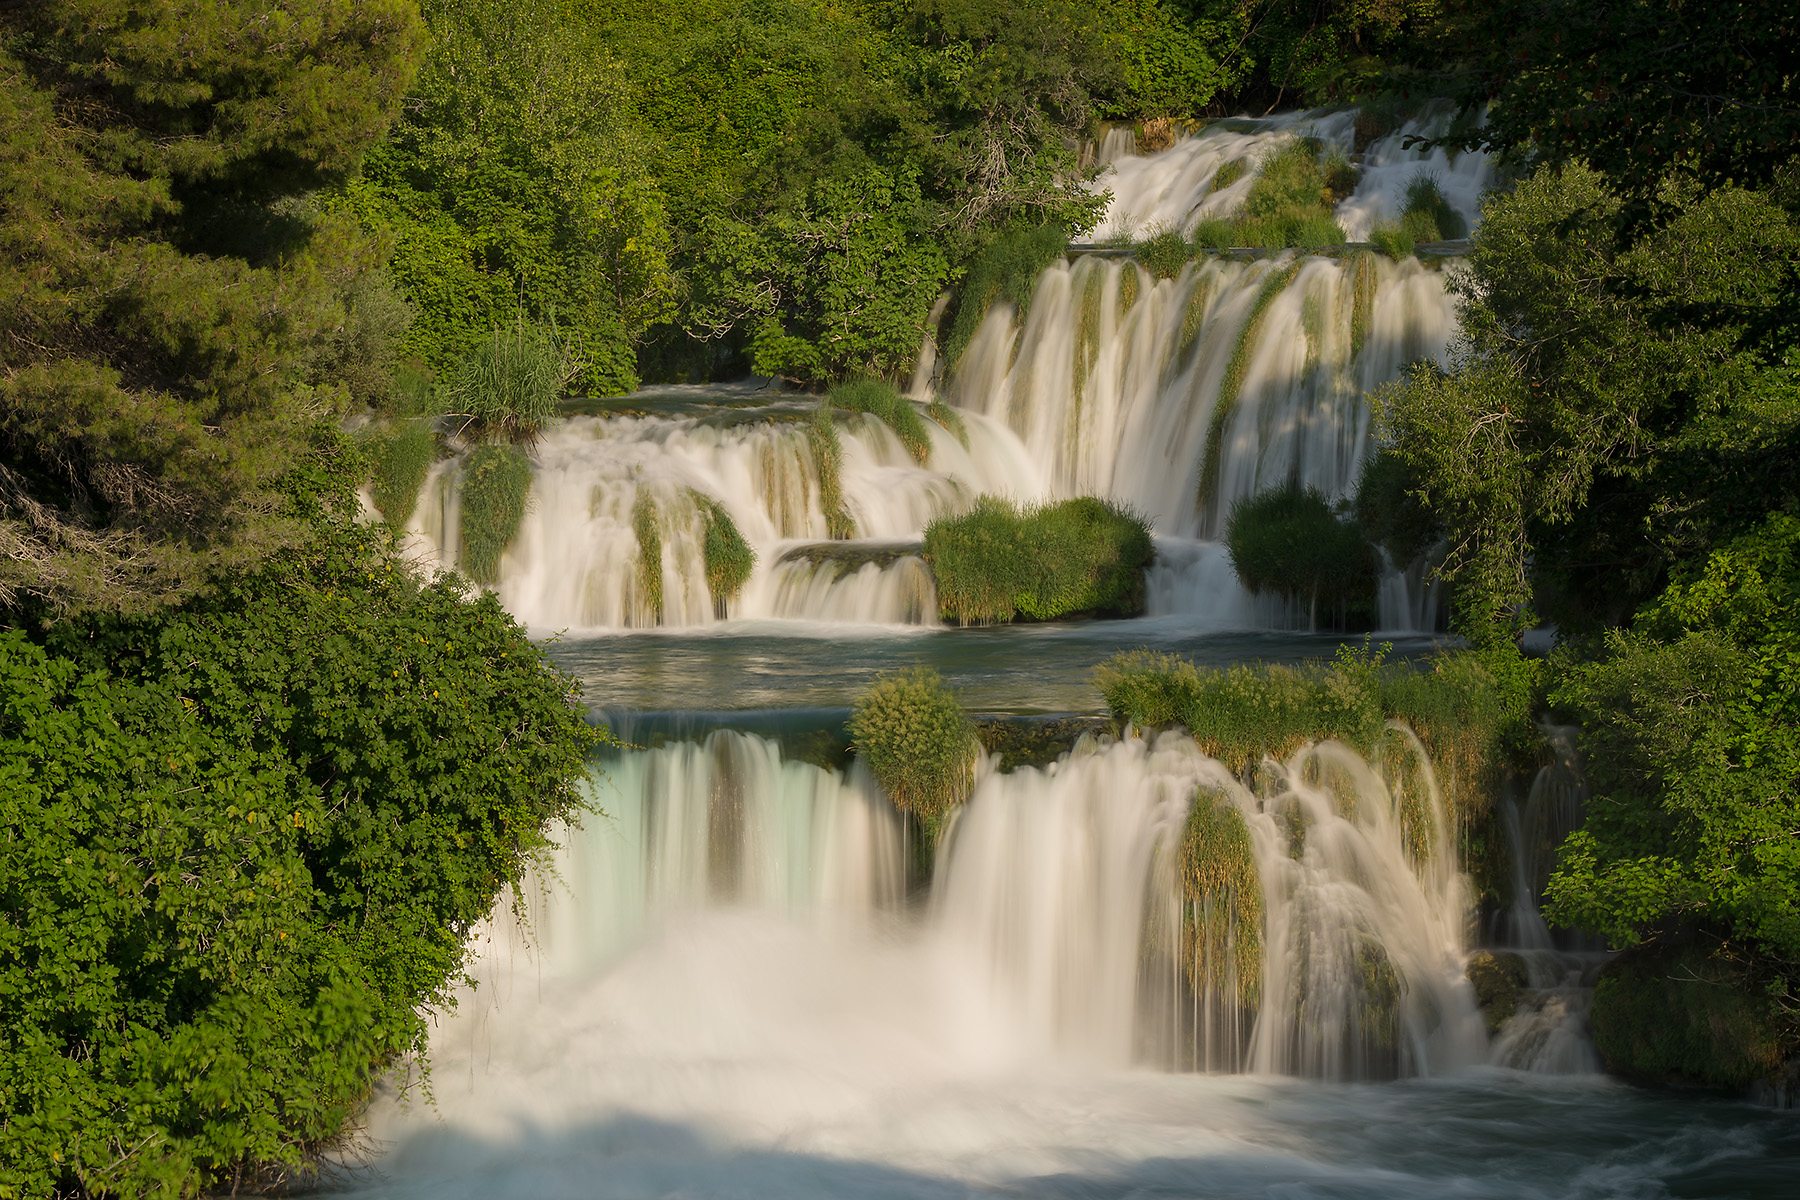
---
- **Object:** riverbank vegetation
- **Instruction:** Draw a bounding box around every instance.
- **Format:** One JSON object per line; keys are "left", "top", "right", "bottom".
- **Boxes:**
{"left": 849, "top": 667, "right": 979, "bottom": 846}
{"left": 1226, "top": 485, "right": 1378, "bottom": 628}
{"left": 925, "top": 497, "right": 1154, "bottom": 624}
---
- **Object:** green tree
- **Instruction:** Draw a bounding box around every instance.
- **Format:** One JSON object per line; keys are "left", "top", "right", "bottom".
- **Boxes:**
{"left": 0, "top": 1, "right": 423, "bottom": 617}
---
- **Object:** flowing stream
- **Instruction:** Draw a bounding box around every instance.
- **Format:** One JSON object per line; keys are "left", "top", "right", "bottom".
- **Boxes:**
{"left": 341, "top": 110, "right": 1797, "bottom": 1198}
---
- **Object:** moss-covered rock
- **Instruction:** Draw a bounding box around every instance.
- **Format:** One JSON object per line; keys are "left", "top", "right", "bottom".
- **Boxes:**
{"left": 1465, "top": 949, "right": 1528, "bottom": 1034}
{"left": 1180, "top": 790, "right": 1264, "bottom": 1011}
{"left": 972, "top": 715, "right": 1113, "bottom": 772}
{"left": 1591, "top": 943, "right": 1798, "bottom": 1092}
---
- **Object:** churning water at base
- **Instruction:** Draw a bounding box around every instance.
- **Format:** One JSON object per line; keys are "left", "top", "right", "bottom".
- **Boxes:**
{"left": 338, "top": 735, "right": 1798, "bottom": 1199}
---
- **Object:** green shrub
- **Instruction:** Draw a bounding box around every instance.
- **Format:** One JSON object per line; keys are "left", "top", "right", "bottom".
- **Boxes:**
{"left": 1197, "top": 261, "right": 1303, "bottom": 514}
{"left": 1322, "top": 149, "right": 1359, "bottom": 202}
{"left": 941, "top": 223, "right": 1069, "bottom": 369}
{"left": 806, "top": 409, "right": 855, "bottom": 539}
{"left": 368, "top": 419, "right": 439, "bottom": 530}
{"left": 1135, "top": 225, "right": 1194, "bottom": 280}
{"left": 457, "top": 443, "right": 533, "bottom": 585}
{"left": 445, "top": 322, "right": 568, "bottom": 443}
{"left": 849, "top": 667, "right": 978, "bottom": 844}
{"left": 828, "top": 378, "right": 932, "bottom": 463}
{"left": 924, "top": 496, "right": 1154, "bottom": 624}
{"left": 632, "top": 492, "right": 663, "bottom": 622}
{"left": 1226, "top": 484, "right": 1379, "bottom": 627}
{"left": 1369, "top": 222, "right": 1414, "bottom": 259}
{"left": 1353, "top": 448, "right": 1440, "bottom": 565}
{"left": 696, "top": 494, "right": 754, "bottom": 608}
{"left": 1401, "top": 174, "right": 1467, "bottom": 242}
{"left": 0, "top": 518, "right": 593, "bottom": 1198}
{"left": 1181, "top": 790, "right": 1264, "bottom": 1009}
{"left": 1190, "top": 217, "right": 1240, "bottom": 248}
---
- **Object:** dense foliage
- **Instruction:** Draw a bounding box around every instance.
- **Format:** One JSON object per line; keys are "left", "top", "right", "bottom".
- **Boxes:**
{"left": 925, "top": 496, "right": 1154, "bottom": 624}
{"left": 0, "top": 2, "right": 421, "bottom": 616}
{"left": 849, "top": 667, "right": 979, "bottom": 845}
{"left": 0, "top": 517, "right": 594, "bottom": 1197}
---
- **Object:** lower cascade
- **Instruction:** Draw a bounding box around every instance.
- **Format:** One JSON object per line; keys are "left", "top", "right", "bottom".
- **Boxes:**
{"left": 417, "top": 728, "right": 1526, "bottom": 1106}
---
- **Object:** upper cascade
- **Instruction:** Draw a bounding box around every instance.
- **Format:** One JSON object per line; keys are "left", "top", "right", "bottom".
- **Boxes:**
{"left": 392, "top": 106, "right": 1490, "bottom": 637}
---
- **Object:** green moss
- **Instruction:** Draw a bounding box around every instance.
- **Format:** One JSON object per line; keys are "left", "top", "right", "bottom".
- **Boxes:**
{"left": 1592, "top": 945, "right": 1797, "bottom": 1089}
{"left": 368, "top": 419, "right": 439, "bottom": 530}
{"left": 942, "top": 223, "right": 1069, "bottom": 370}
{"left": 1075, "top": 266, "right": 1107, "bottom": 386}
{"left": 1197, "top": 260, "right": 1302, "bottom": 514}
{"left": 924, "top": 496, "right": 1154, "bottom": 625}
{"left": 828, "top": 378, "right": 932, "bottom": 464}
{"left": 632, "top": 492, "right": 663, "bottom": 622}
{"left": 1225, "top": 484, "right": 1379, "bottom": 627}
{"left": 849, "top": 667, "right": 978, "bottom": 845}
{"left": 1210, "top": 158, "right": 1248, "bottom": 193}
{"left": 971, "top": 715, "right": 1113, "bottom": 772}
{"left": 456, "top": 442, "right": 532, "bottom": 585}
{"left": 1465, "top": 950, "right": 1527, "bottom": 1034}
{"left": 1353, "top": 941, "right": 1403, "bottom": 1051}
{"left": 926, "top": 399, "right": 969, "bottom": 448}
{"left": 695, "top": 494, "right": 755, "bottom": 610}
{"left": 1322, "top": 149, "right": 1359, "bottom": 202}
{"left": 1177, "top": 276, "right": 1215, "bottom": 359}
{"left": 1118, "top": 264, "right": 1142, "bottom": 315}
{"left": 806, "top": 408, "right": 855, "bottom": 539}
{"left": 1346, "top": 250, "right": 1378, "bottom": 359}
{"left": 1181, "top": 789, "right": 1264, "bottom": 1010}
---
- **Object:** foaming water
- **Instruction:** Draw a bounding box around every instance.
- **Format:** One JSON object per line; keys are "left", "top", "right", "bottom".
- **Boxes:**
{"left": 345, "top": 734, "right": 1797, "bottom": 1200}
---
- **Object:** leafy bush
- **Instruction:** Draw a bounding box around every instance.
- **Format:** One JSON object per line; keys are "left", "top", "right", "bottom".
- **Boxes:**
{"left": 849, "top": 667, "right": 978, "bottom": 844}
{"left": 632, "top": 493, "right": 663, "bottom": 622}
{"left": 457, "top": 443, "right": 533, "bottom": 586}
{"left": 1353, "top": 448, "right": 1440, "bottom": 566}
{"left": 941, "top": 223, "right": 1069, "bottom": 368}
{"left": 445, "top": 322, "right": 568, "bottom": 444}
{"left": 367, "top": 419, "right": 440, "bottom": 530}
{"left": 1590, "top": 944, "right": 1795, "bottom": 1089}
{"left": 697, "top": 494, "right": 755, "bottom": 609}
{"left": 1135, "top": 225, "right": 1195, "bottom": 280}
{"left": 805, "top": 409, "right": 856, "bottom": 540}
{"left": 924, "top": 496, "right": 1153, "bottom": 624}
{"left": 0, "top": 518, "right": 594, "bottom": 1198}
{"left": 828, "top": 379, "right": 932, "bottom": 463}
{"left": 1226, "top": 484, "right": 1379, "bottom": 626}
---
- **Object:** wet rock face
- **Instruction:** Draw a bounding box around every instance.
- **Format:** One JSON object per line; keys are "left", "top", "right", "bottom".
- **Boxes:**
{"left": 1465, "top": 949, "right": 1527, "bottom": 1034}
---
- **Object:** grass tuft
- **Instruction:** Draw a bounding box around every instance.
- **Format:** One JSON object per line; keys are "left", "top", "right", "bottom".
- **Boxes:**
{"left": 1135, "top": 225, "right": 1195, "bottom": 280}
{"left": 806, "top": 408, "right": 856, "bottom": 540}
{"left": 926, "top": 399, "right": 969, "bottom": 448}
{"left": 849, "top": 667, "right": 978, "bottom": 845}
{"left": 828, "top": 378, "right": 932, "bottom": 463}
{"left": 1400, "top": 174, "right": 1467, "bottom": 243}
{"left": 457, "top": 442, "right": 532, "bottom": 585}
{"left": 1182, "top": 790, "right": 1264, "bottom": 1010}
{"left": 446, "top": 322, "right": 568, "bottom": 444}
{"left": 632, "top": 493, "right": 663, "bottom": 623}
{"left": 924, "top": 496, "right": 1153, "bottom": 625}
{"left": 368, "top": 419, "right": 439, "bottom": 530}
{"left": 695, "top": 493, "right": 755, "bottom": 611}
{"left": 1209, "top": 158, "right": 1248, "bottom": 194}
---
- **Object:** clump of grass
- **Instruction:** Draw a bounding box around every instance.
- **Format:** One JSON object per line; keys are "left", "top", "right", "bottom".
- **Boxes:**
{"left": 695, "top": 493, "right": 755, "bottom": 610}
{"left": 632, "top": 492, "right": 663, "bottom": 622}
{"left": 368, "top": 419, "right": 439, "bottom": 530}
{"left": 1135, "top": 225, "right": 1194, "bottom": 280}
{"left": 446, "top": 321, "right": 569, "bottom": 443}
{"left": 1182, "top": 789, "right": 1265, "bottom": 1010}
{"left": 457, "top": 442, "right": 532, "bottom": 585}
{"left": 849, "top": 667, "right": 979, "bottom": 845}
{"left": 942, "top": 223, "right": 1069, "bottom": 369}
{"left": 924, "top": 496, "right": 1154, "bottom": 625}
{"left": 1322, "top": 149, "right": 1359, "bottom": 202}
{"left": 1191, "top": 143, "right": 1349, "bottom": 251}
{"left": 926, "top": 399, "right": 969, "bottom": 448}
{"left": 1209, "top": 158, "right": 1248, "bottom": 194}
{"left": 1190, "top": 217, "right": 1240, "bottom": 249}
{"left": 1400, "top": 174, "right": 1467, "bottom": 243}
{"left": 1225, "top": 484, "right": 1379, "bottom": 628}
{"left": 828, "top": 378, "right": 932, "bottom": 464}
{"left": 806, "top": 409, "right": 856, "bottom": 539}
{"left": 1196, "top": 260, "right": 1302, "bottom": 515}
{"left": 1369, "top": 223, "right": 1415, "bottom": 259}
